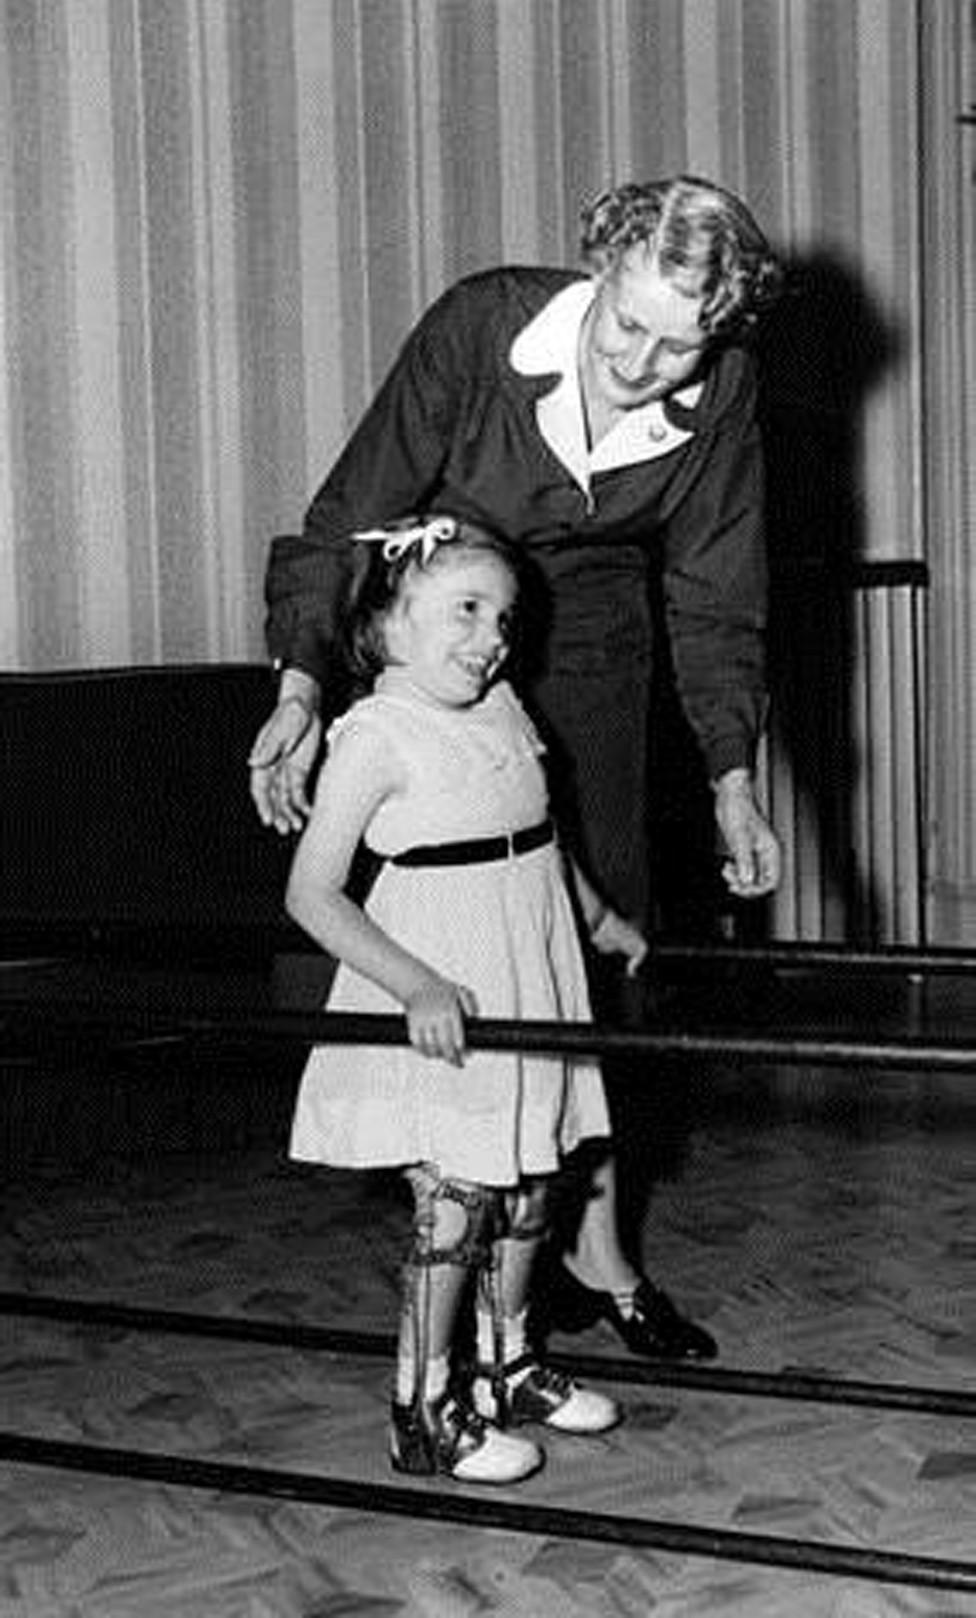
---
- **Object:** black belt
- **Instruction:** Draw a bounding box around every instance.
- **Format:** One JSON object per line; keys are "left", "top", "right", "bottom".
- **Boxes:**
{"left": 389, "top": 819, "right": 554, "bottom": 868}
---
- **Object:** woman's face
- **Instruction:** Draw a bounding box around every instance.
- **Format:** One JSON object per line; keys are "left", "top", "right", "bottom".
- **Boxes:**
{"left": 581, "top": 247, "right": 709, "bottom": 410}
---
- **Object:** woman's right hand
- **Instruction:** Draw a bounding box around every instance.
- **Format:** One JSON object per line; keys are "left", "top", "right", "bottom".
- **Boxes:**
{"left": 248, "top": 697, "right": 322, "bottom": 834}
{"left": 404, "top": 978, "right": 479, "bottom": 1067}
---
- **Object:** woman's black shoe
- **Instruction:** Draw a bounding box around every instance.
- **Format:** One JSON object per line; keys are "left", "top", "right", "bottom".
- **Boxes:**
{"left": 535, "top": 1259, "right": 718, "bottom": 1361}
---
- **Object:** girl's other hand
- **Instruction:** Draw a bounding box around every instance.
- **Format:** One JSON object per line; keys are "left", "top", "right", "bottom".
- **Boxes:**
{"left": 404, "top": 978, "right": 479, "bottom": 1066}
{"left": 591, "top": 911, "right": 649, "bottom": 978}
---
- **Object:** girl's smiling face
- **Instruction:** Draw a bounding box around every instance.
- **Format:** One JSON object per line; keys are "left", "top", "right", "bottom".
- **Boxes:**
{"left": 383, "top": 550, "right": 516, "bottom": 707}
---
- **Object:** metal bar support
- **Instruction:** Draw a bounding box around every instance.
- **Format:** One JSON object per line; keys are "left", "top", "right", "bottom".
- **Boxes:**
{"left": 1, "top": 1293, "right": 973, "bottom": 1420}
{"left": 0, "top": 1431, "right": 972, "bottom": 1593}
{"left": 5, "top": 1004, "right": 976, "bottom": 1072}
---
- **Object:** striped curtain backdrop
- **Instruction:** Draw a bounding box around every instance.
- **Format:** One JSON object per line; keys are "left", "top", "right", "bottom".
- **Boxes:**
{"left": 2, "top": 0, "right": 970, "bottom": 944}
{"left": 0, "top": 0, "right": 926, "bottom": 668}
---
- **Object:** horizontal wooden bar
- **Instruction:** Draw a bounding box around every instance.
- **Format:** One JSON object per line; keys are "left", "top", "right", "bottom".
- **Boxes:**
{"left": 654, "top": 941, "right": 976, "bottom": 976}
{"left": 774, "top": 557, "right": 929, "bottom": 591}
{"left": 3, "top": 1000, "right": 976, "bottom": 1073}
{"left": 7, "top": 936, "right": 976, "bottom": 975}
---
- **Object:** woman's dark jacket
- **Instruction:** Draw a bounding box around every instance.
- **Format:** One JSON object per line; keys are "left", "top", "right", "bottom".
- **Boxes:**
{"left": 265, "top": 265, "right": 768, "bottom": 787}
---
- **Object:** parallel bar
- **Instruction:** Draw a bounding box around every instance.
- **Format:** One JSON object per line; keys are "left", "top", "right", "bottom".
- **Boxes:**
{"left": 6, "top": 940, "right": 976, "bottom": 975}
{"left": 2, "top": 1292, "right": 973, "bottom": 1419}
{"left": 653, "top": 942, "right": 975, "bottom": 974}
{"left": 4, "top": 1004, "right": 976, "bottom": 1071}
{"left": 0, "top": 1432, "right": 972, "bottom": 1592}
{"left": 0, "top": 1293, "right": 392, "bottom": 1362}
{"left": 559, "top": 1350, "right": 976, "bottom": 1419}
{"left": 841, "top": 559, "right": 929, "bottom": 590}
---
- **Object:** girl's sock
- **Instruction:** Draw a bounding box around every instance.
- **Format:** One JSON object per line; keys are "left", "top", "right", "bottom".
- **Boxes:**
{"left": 475, "top": 1304, "right": 533, "bottom": 1386}
{"left": 396, "top": 1350, "right": 450, "bottom": 1406}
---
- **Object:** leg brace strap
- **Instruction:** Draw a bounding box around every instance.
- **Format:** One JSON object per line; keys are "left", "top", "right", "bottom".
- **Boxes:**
{"left": 498, "top": 1178, "right": 550, "bottom": 1243}
{"left": 406, "top": 1165, "right": 497, "bottom": 1269}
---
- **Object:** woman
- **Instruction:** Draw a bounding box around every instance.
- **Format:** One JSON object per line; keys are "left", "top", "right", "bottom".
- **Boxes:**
{"left": 249, "top": 175, "right": 783, "bottom": 1361}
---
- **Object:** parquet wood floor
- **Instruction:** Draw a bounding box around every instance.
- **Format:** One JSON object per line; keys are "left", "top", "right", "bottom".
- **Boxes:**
{"left": 0, "top": 1060, "right": 973, "bottom": 1616}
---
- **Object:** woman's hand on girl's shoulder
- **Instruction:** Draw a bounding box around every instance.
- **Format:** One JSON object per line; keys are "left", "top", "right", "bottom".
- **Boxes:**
{"left": 403, "top": 976, "right": 479, "bottom": 1067}
{"left": 249, "top": 698, "right": 322, "bottom": 834}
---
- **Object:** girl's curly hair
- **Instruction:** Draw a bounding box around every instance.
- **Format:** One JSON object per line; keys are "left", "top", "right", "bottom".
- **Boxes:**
{"left": 580, "top": 175, "right": 783, "bottom": 337}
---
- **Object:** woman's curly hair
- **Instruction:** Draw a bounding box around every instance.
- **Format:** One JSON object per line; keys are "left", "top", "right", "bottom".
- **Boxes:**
{"left": 580, "top": 175, "right": 783, "bottom": 337}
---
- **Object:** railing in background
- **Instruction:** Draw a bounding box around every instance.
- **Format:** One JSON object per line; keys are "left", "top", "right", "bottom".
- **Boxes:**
{"left": 761, "top": 560, "right": 929, "bottom": 947}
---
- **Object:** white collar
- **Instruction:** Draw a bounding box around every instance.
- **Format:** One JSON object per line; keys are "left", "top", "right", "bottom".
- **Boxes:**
{"left": 509, "top": 280, "right": 594, "bottom": 378}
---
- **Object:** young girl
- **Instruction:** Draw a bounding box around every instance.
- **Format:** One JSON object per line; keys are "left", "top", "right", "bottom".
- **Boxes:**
{"left": 286, "top": 513, "right": 647, "bottom": 1485}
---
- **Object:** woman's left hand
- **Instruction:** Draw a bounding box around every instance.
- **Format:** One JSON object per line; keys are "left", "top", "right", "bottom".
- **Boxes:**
{"left": 713, "top": 767, "right": 782, "bottom": 897}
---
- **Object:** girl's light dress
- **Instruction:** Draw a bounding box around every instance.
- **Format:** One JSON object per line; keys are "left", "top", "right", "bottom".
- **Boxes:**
{"left": 288, "top": 671, "right": 610, "bottom": 1187}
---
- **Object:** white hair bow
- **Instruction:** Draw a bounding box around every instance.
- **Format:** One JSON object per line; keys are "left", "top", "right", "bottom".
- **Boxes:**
{"left": 352, "top": 514, "right": 458, "bottom": 565}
